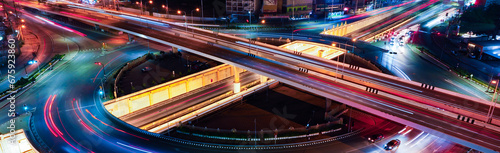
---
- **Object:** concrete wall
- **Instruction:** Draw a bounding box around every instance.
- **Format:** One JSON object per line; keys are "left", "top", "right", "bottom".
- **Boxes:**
{"left": 104, "top": 64, "right": 245, "bottom": 117}
{"left": 114, "top": 54, "right": 150, "bottom": 98}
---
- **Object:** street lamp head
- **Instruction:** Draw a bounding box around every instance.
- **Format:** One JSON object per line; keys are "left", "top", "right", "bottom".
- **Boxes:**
{"left": 21, "top": 19, "right": 25, "bottom": 22}
{"left": 196, "top": 8, "right": 199, "bottom": 12}
{"left": 352, "top": 38, "right": 356, "bottom": 42}
{"left": 149, "top": 0, "right": 153, "bottom": 4}
{"left": 135, "top": 1, "right": 139, "bottom": 4}
{"left": 177, "top": 10, "right": 181, "bottom": 14}
{"left": 162, "top": 5, "right": 165, "bottom": 8}
{"left": 261, "top": 20, "right": 265, "bottom": 24}
{"left": 331, "top": 43, "right": 335, "bottom": 47}
{"left": 492, "top": 80, "right": 498, "bottom": 84}
{"left": 21, "top": 25, "right": 25, "bottom": 28}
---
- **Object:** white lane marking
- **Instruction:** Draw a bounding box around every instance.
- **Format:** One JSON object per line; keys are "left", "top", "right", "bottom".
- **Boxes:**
{"left": 405, "top": 131, "right": 424, "bottom": 146}
{"left": 116, "top": 142, "right": 153, "bottom": 153}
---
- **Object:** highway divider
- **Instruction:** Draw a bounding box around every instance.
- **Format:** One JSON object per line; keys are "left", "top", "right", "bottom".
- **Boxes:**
{"left": 0, "top": 54, "right": 64, "bottom": 103}
{"left": 112, "top": 53, "right": 150, "bottom": 98}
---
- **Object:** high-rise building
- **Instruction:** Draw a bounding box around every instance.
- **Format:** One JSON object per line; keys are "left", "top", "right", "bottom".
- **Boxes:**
{"left": 226, "top": 0, "right": 259, "bottom": 14}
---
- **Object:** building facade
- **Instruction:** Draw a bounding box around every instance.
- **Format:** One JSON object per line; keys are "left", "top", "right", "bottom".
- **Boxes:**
{"left": 226, "top": 0, "right": 259, "bottom": 14}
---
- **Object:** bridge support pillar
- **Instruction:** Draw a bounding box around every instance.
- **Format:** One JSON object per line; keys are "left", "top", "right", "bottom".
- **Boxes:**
{"left": 233, "top": 66, "right": 240, "bottom": 93}
{"left": 172, "top": 47, "right": 179, "bottom": 54}
{"left": 260, "top": 75, "right": 268, "bottom": 83}
{"left": 325, "top": 98, "right": 332, "bottom": 119}
{"left": 128, "top": 34, "right": 134, "bottom": 42}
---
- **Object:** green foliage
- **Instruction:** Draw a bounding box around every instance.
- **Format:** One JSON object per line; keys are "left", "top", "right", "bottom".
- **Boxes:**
{"left": 14, "top": 77, "right": 33, "bottom": 87}
{"left": 53, "top": 54, "right": 65, "bottom": 60}
{"left": 460, "top": 4, "right": 500, "bottom": 33}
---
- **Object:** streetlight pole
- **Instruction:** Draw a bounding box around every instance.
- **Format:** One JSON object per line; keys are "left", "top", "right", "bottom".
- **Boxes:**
{"left": 191, "top": 8, "right": 199, "bottom": 25}
{"left": 354, "top": 0, "right": 358, "bottom": 15}
{"left": 148, "top": 0, "right": 153, "bottom": 14}
{"left": 248, "top": 11, "right": 252, "bottom": 25}
{"left": 95, "top": 62, "right": 106, "bottom": 77}
{"left": 66, "top": 37, "right": 70, "bottom": 54}
{"left": 292, "top": 0, "right": 295, "bottom": 20}
{"left": 201, "top": 0, "right": 204, "bottom": 23}
{"left": 487, "top": 80, "right": 499, "bottom": 123}
{"left": 333, "top": 43, "right": 341, "bottom": 81}
{"left": 140, "top": 0, "right": 143, "bottom": 15}
{"left": 178, "top": 10, "right": 188, "bottom": 32}
{"left": 254, "top": 118, "right": 257, "bottom": 146}
{"left": 166, "top": 0, "right": 169, "bottom": 18}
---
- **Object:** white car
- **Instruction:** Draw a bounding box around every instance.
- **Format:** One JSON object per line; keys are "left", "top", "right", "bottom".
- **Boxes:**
{"left": 399, "top": 41, "right": 404, "bottom": 46}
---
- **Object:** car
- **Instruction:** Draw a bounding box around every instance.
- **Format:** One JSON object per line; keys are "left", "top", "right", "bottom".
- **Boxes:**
{"left": 390, "top": 37, "right": 395, "bottom": 41}
{"left": 141, "top": 67, "right": 152, "bottom": 72}
{"left": 384, "top": 139, "right": 401, "bottom": 150}
{"left": 367, "top": 133, "right": 384, "bottom": 143}
{"left": 399, "top": 41, "right": 404, "bottom": 46}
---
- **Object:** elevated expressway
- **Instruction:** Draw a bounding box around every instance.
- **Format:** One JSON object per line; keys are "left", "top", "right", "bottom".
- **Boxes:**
{"left": 17, "top": 2, "right": 500, "bottom": 152}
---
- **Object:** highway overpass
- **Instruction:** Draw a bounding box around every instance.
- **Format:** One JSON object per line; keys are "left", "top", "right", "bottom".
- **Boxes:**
{"left": 13, "top": 2, "right": 500, "bottom": 152}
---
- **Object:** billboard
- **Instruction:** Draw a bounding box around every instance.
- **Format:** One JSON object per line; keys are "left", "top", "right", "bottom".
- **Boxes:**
{"left": 263, "top": 0, "right": 278, "bottom": 13}
{"left": 264, "top": 0, "right": 277, "bottom": 5}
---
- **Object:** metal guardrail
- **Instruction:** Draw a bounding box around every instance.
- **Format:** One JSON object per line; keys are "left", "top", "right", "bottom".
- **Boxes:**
{"left": 96, "top": 78, "right": 365, "bottom": 150}
{"left": 118, "top": 71, "right": 244, "bottom": 120}
{"left": 177, "top": 127, "right": 342, "bottom": 142}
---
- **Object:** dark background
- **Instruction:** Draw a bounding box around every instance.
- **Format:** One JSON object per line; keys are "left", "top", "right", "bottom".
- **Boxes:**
{"left": 128, "top": 0, "right": 227, "bottom": 17}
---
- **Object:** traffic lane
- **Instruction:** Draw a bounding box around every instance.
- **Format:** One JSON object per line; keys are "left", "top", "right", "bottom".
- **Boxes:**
{"left": 3, "top": 11, "right": 222, "bottom": 151}
{"left": 56, "top": 5, "right": 464, "bottom": 106}
{"left": 298, "top": 71, "right": 500, "bottom": 151}
{"left": 31, "top": 56, "right": 172, "bottom": 152}
{"left": 102, "top": 17, "right": 500, "bottom": 151}
{"left": 0, "top": 8, "right": 59, "bottom": 91}
{"left": 91, "top": 6, "right": 500, "bottom": 134}
{"left": 258, "top": 120, "right": 405, "bottom": 153}
{"left": 28, "top": 47, "right": 172, "bottom": 152}
{"left": 87, "top": 23, "right": 476, "bottom": 152}
{"left": 381, "top": 41, "right": 491, "bottom": 100}
{"left": 34, "top": 2, "right": 499, "bottom": 121}
{"left": 124, "top": 72, "right": 260, "bottom": 127}
{"left": 32, "top": 5, "right": 500, "bottom": 151}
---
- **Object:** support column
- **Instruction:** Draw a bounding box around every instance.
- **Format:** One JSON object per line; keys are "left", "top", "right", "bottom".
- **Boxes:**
{"left": 325, "top": 98, "right": 332, "bottom": 119}
{"left": 149, "top": 92, "right": 153, "bottom": 106}
{"left": 260, "top": 75, "right": 268, "bottom": 83}
{"left": 128, "top": 33, "right": 133, "bottom": 42}
{"left": 172, "top": 47, "right": 179, "bottom": 54}
{"left": 233, "top": 66, "right": 240, "bottom": 93}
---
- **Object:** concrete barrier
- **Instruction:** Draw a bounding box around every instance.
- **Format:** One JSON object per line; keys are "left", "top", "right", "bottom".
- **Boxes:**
{"left": 105, "top": 64, "right": 245, "bottom": 117}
